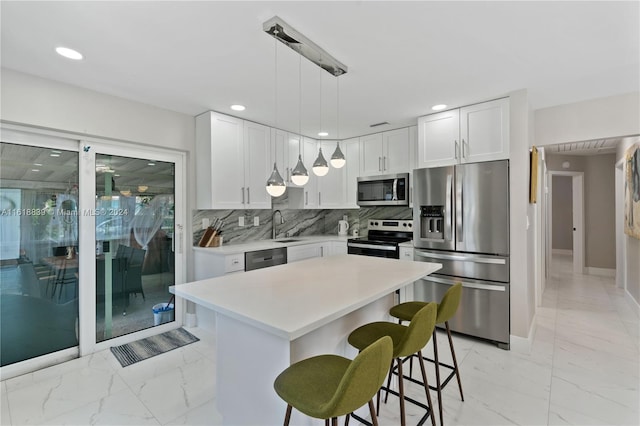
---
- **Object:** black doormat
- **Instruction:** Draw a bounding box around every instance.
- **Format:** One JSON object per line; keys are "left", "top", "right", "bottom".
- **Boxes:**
{"left": 110, "top": 328, "right": 200, "bottom": 367}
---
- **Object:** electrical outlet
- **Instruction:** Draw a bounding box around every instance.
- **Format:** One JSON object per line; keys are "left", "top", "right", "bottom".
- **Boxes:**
{"left": 253, "top": 216, "right": 259, "bottom": 226}
{"left": 202, "top": 218, "right": 210, "bottom": 229}
{"left": 238, "top": 216, "right": 244, "bottom": 227}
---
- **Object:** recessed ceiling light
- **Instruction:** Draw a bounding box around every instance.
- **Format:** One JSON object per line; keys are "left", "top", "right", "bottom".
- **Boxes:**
{"left": 55, "top": 46, "right": 83, "bottom": 60}
{"left": 34, "top": 163, "right": 43, "bottom": 166}
{"left": 147, "top": 162, "right": 156, "bottom": 166}
{"left": 230, "top": 104, "right": 246, "bottom": 111}
{"left": 318, "top": 131, "right": 329, "bottom": 137}
{"left": 50, "top": 153, "right": 61, "bottom": 157}
{"left": 432, "top": 104, "right": 447, "bottom": 111}
{"left": 31, "top": 169, "right": 40, "bottom": 172}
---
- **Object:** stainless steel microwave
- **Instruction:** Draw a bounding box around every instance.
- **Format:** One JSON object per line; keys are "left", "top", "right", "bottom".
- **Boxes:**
{"left": 357, "top": 173, "right": 409, "bottom": 206}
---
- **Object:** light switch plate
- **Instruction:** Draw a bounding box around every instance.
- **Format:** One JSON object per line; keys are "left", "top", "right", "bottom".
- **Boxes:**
{"left": 253, "top": 216, "right": 259, "bottom": 226}
{"left": 238, "top": 216, "right": 244, "bottom": 227}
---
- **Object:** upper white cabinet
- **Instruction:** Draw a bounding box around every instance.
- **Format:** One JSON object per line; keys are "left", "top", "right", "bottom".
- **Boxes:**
{"left": 360, "top": 127, "right": 414, "bottom": 176}
{"left": 196, "top": 111, "right": 271, "bottom": 209}
{"left": 418, "top": 98, "right": 509, "bottom": 168}
{"left": 317, "top": 141, "right": 346, "bottom": 208}
{"left": 343, "top": 138, "right": 360, "bottom": 208}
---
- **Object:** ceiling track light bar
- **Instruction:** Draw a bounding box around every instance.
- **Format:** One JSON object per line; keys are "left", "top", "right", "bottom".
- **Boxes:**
{"left": 263, "top": 16, "right": 348, "bottom": 77}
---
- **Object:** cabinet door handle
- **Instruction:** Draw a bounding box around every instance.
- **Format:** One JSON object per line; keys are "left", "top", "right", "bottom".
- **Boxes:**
{"left": 247, "top": 187, "right": 250, "bottom": 204}
{"left": 383, "top": 156, "right": 387, "bottom": 171}
{"left": 242, "top": 187, "right": 245, "bottom": 204}
{"left": 319, "top": 192, "right": 321, "bottom": 206}
{"left": 305, "top": 191, "right": 308, "bottom": 205}
{"left": 287, "top": 167, "right": 290, "bottom": 182}
{"left": 454, "top": 140, "right": 459, "bottom": 159}
{"left": 379, "top": 156, "right": 382, "bottom": 171}
{"left": 462, "top": 139, "right": 466, "bottom": 159}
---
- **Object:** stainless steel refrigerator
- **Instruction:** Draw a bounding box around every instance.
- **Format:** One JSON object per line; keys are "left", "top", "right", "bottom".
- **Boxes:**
{"left": 413, "top": 159, "right": 510, "bottom": 349}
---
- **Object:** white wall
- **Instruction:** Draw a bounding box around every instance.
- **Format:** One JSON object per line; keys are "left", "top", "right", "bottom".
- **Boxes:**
{"left": 535, "top": 92, "right": 640, "bottom": 145}
{"left": 1, "top": 69, "right": 195, "bottom": 151}
{"left": 509, "top": 89, "right": 535, "bottom": 340}
{"left": 1, "top": 68, "right": 198, "bottom": 280}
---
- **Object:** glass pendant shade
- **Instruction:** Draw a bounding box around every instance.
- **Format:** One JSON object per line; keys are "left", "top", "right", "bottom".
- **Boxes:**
{"left": 330, "top": 142, "right": 346, "bottom": 168}
{"left": 312, "top": 148, "right": 329, "bottom": 176}
{"left": 291, "top": 154, "right": 309, "bottom": 186}
{"left": 266, "top": 163, "right": 286, "bottom": 197}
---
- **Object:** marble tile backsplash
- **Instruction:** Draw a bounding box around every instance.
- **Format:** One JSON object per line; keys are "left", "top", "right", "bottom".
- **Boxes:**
{"left": 192, "top": 204, "right": 412, "bottom": 246}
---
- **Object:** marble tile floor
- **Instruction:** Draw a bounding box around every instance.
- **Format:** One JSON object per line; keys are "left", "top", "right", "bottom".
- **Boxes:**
{"left": 1, "top": 254, "right": 638, "bottom": 425}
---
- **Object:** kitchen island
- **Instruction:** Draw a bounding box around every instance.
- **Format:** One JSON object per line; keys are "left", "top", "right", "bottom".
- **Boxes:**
{"left": 170, "top": 254, "right": 441, "bottom": 425}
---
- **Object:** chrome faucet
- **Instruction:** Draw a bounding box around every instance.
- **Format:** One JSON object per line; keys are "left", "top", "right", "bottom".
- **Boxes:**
{"left": 272, "top": 210, "right": 285, "bottom": 239}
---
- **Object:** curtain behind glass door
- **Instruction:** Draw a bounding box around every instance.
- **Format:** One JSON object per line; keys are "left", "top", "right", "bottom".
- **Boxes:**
{"left": 0, "top": 142, "right": 79, "bottom": 366}
{"left": 95, "top": 154, "right": 175, "bottom": 342}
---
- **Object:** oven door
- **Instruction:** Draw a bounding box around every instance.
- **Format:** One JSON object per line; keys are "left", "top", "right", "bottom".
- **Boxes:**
{"left": 347, "top": 242, "right": 399, "bottom": 259}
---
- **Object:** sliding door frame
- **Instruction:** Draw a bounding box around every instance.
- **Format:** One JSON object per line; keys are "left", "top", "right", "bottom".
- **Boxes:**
{"left": 0, "top": 123, "right": 188, "bottom": 373}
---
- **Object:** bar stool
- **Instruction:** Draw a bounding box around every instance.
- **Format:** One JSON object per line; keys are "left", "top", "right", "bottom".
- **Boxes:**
{"left": 389, "top": 283, "right": 464, "bottom": 426}
{"left": 274, "top": 336, "right": 393, "bottom": 426}
{"left": 347, "top": 303, "right": 437, "bottom": 426}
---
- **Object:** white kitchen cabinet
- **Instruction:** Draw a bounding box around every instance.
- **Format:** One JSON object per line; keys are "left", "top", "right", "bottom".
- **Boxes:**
{"left": 287, "top": 243, "right": 323, "bottom": 263}
{"left": 360, "top": 127, "right": 414, "bottom": 176}
{"left": 344, "top": 138, "right": 360, "bottom": 208}
{"left": 417, "top": 97, "right": 509, "bottom": 168}
{"left": 399, "top": 246, "right": 414, "bottom": 261}
{"left": 317, "top": 141, "right": 346, "bottom": 208}
{"left": 194, "top": 250, "right": 245, "bottom": 280}
{"left": 244, "top": 121, "right": 273, "bottom": 208}
{"left": 195, "top": 111, "right": 271, "bottom": 209}
{"left": 329, "top": 241, "right": 348, "bottom": 256}
{"left": 272, "top": 129, "right": 303, "bottom": 185}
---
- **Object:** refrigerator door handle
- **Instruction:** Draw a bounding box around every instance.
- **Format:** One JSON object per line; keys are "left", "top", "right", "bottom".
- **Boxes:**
{"left": 415, "top": 251, "right": 506, "bottom": 264}
{"left": 456, "top": 170, "right": 463, "bottom": 243}
{"left": 426, "top": 275, "right": 506, "bottom": 292}
{"left": 445, "top": 173, "right": 453, "bottom": 241}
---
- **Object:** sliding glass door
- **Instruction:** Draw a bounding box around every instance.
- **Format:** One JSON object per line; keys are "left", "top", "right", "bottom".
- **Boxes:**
{"left": 0, "top": 126, "right": 186, "bottom": 373}
{"left": 0, "top": 141, "right": 80, "bottom": 367}
{"left": 95, "top": 153, "right": 176, "bottom": 342}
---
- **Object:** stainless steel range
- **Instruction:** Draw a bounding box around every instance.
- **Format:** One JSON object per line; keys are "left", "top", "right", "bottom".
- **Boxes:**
{"left": 347, "top": 219, "right": 413, "bottom": 259}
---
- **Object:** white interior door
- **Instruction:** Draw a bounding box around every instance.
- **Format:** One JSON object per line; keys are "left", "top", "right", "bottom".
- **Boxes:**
{"left": 572, "top": 174, "right": 584, "bottom": 274}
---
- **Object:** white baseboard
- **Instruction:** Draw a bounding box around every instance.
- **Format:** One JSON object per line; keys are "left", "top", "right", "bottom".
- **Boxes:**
{"left": 585, "top": 267, "right": 616, "bottom": 277}
{"left": 510, "top": 317, "right": 537, "bottom": 354}
{"left": 552, "top": 249, "right": 573, "bottom": 255}
{"left": 625, "top": 288, "right": 640, "bottom": 319}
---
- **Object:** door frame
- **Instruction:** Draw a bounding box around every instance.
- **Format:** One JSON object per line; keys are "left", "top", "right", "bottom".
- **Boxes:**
{"left": 615, "top": 158, "right": 626, "bottom": 289}
{"left": 547, "top": 171, "right": 585, "bottom": 274}
{"left": 0, "top": 123, "right": 188, "bottom": 375}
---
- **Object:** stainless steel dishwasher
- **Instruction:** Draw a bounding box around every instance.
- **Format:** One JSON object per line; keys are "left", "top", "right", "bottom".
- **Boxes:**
{"left": 244, "top": 247, "right": 287, "bottom": 271}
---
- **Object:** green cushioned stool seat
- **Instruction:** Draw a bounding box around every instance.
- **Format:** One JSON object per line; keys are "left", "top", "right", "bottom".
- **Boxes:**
{"left": 274, "top": 336, "right": 393, "bottom": 426}
{"left": 389, "top": 282, "right": 464, "bottom": 426}
{"left": 348, "top": 303, "right": 438, "bottom": 426}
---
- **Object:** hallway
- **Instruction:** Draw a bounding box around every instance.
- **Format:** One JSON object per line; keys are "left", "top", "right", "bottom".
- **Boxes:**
{"left": 1, "top": 254, "right": 638, "bottom": 425}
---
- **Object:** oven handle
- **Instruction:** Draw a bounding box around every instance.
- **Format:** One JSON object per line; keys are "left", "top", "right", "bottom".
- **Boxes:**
{"left": 414, "top": 251, "right": 506, "bottom": 265}
{"left": 425, "top": 275, "right": 506, "bottom": 292}
{"left": 347, "top": 243, "right": 397, "bottom": 252}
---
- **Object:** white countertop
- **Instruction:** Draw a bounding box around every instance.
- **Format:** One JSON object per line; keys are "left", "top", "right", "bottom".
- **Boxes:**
{"left": 170, "top": 254, "right": 441, "bottom": 340}
{"left": 192, "top": 235, "right": 351, "bottom": 255}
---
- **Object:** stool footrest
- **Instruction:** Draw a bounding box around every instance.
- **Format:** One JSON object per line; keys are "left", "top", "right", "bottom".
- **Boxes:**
{"left": 392, "top": 355, "right": 458, "bottom": 391}
{"left": 380, "top": 385, "right": 434, "bottom": 426}
{"left": 348, "top": 412, "right": 375, "bottom": 426}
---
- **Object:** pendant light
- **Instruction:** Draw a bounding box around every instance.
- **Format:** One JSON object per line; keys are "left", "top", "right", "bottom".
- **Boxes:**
{"left": 291, "top": 53, "right": 309, "bottom": 186}
{"left": 330, "top": 76, "right": 346, "bottom": 168}
{"left": 312, "top": 68, "right": 330, "bottom": 177}
{"left": 265, "top": 32, "right": 287, "bottom": 197}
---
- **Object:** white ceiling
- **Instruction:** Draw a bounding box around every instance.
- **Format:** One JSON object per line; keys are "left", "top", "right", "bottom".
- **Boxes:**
{"left": 1, "top": 1, "right": 638, "bottom": 140}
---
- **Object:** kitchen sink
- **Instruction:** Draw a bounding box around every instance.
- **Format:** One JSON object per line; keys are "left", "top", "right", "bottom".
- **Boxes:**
{"left": 275, "top": 239, "right": 301, "bottom": 243}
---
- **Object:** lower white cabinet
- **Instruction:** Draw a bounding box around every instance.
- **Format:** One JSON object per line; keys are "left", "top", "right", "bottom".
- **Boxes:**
{"left": 194, "top": 250, "right": 244, "bottom": 280}
{"left": 287, "top": 243, "right": 324, "bottom": 263}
